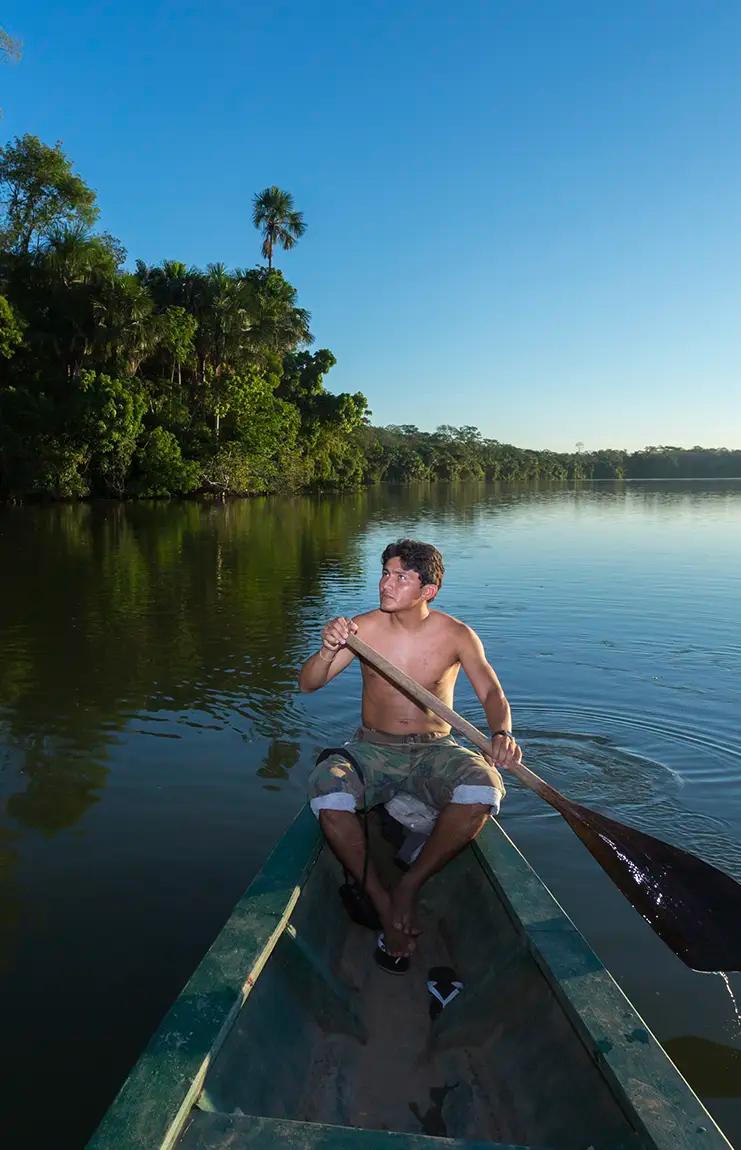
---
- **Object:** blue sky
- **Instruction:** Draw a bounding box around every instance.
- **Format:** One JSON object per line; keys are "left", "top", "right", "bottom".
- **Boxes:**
{"left": 2, "top": 1, "right": 740, "bottom": 451}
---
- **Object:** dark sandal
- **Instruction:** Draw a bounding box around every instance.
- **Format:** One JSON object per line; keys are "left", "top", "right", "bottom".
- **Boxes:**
{"left": 427, "top": 965, "right": 463, "bottom": 1018}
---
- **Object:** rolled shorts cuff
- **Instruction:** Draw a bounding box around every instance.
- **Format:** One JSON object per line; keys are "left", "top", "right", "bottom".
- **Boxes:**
{"left": 451, "top": 784, "right": 500, "bottom": 814}
{"left": 310, "top": 793, "right": 358, "bottom": 817}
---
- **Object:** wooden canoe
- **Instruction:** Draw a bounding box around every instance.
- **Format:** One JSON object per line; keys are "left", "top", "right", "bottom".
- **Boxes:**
{"left": 87, "top": 805, "right": 732, "bottom": 1150}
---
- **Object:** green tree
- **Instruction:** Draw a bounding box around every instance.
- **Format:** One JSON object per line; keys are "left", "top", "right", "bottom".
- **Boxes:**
{"left": 384, "top": 444, "right": 432, "bottom": 482}
{"left": 0, "top": 294, "right": 23, "bottom": 358}
{"left": 77, "top": 371, "right": 147, "bottom": 496}
{"left": 279, "top": 348, "right": 369, "bottom": 486}
{"left": 134, "top": 259, "right": 193, "bottom": 309}
{"left": 187, "top": 264, "right": 252, "bottom": 423}
{"left": 240, "top": 267, "right": 311, "bottom": 358}
{"left": 278, "top": 349, "right": 336, "bottom": 407}
{"left": 157, "top": 306, "right": 197, "bottom": 387}
{"left": 6, "top": 427, "right": 90, "bottom": 498}
{"left": 92, "top": 271, "right": 159, "bottom": 376}
{"left": 133, "top": 426, "right": 199, "bottom": 497}
{"left": 6, "top": 225, "right": 123, "bottom": 382}
{"left": 0, "top": 135, "right": 98, "bottom": 254}
{"left": 252, "top": 186, "right": 306, "bottom": 270}
{"left": 200, "top": 442, "right": 255, "bottom": 495}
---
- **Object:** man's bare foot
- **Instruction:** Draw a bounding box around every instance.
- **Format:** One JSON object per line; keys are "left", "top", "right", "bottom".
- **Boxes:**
{"left": 391, "top": 878, "right": 422, "bottom": 938}
{"left": 381, "top": 914, "right": 416, "bottom": 957}
{"left": 374, "top": 889, "right": 415, "bottom": 957}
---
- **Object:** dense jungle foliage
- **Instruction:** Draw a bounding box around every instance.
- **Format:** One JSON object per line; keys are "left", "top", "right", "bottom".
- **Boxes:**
{"left": 0, "top": 135, "right": 738, "bottom": 500}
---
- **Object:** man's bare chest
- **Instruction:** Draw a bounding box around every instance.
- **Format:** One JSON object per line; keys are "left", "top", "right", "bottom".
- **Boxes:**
{"left": 359, "top": 637, "right": 459, "bottom": 694}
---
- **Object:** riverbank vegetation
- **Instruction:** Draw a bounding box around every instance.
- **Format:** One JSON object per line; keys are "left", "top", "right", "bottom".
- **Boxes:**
{"left": 1, "top": 135, "right": 738, "bottom": 500}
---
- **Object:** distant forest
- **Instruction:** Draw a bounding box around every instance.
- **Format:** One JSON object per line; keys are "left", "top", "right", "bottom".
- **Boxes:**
{"left": 0, "top": 134, "right": 738, "bottom": 500}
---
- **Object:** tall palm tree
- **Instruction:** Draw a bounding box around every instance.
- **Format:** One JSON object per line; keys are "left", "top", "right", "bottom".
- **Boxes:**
{"left": 252, "top": 187, "right": 306, "bottom": 270}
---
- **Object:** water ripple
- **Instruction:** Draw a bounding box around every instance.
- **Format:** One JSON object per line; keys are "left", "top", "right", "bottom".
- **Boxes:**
{"left": 513, "top": 702, "right": 741, "bottom": 768}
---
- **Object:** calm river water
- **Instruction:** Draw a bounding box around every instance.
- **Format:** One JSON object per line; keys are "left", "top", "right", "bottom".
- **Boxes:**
{"left": 1, "top": 481, "right": 740, "bottom": 1148}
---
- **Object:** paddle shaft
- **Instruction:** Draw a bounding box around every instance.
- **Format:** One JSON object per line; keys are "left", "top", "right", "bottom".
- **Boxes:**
{"left": 346, "top": 633, "right": 560, "bottom": 805}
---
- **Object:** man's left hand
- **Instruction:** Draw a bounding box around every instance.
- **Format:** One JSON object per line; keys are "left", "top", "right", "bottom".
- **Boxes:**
{"left": 490, "top": 732, "right": 522, "bottom": 770}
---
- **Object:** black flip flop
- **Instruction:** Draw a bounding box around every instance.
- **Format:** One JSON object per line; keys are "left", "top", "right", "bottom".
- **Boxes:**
{"left": 427, "top": 965, "right": 463, "bottom": 1018}
{"left": 374, "top": 933, "right": 410, "bottom": 975}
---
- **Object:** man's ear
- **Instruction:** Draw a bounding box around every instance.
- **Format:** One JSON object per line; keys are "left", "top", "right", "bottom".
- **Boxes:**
{"left": 422, "top": 584, "right": 438, "bottom": 602}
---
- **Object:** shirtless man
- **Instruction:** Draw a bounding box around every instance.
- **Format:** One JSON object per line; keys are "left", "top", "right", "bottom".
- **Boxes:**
{"left": 299, "top": 539, "right": 522, "bottom": 967}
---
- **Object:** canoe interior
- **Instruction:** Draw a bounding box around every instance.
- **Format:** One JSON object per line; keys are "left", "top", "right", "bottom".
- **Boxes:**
{"left": 184, "top": 813, "right": 638, "bottom": 1149}
{"left": 88, "top": 805, "right": 731, "bottom": 1150}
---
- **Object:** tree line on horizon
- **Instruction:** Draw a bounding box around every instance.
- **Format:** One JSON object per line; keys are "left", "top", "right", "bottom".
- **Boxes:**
{"left": 0, "top": 134, "right": 737, "bottom": 501}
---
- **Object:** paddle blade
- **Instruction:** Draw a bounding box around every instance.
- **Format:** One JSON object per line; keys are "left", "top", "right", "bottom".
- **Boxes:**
{"left": 556, "top": 801, "right": 741, "bottom": 973}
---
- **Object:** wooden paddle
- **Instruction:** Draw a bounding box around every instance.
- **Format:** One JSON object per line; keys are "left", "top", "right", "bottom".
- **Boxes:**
{"left": 346, "top": 632, "right": 741, "bottom": 973}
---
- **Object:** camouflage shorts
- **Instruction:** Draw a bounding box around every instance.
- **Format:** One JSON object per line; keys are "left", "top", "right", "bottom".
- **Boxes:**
{"left": 308, "top": 726, "right": 505, "bottom": 817}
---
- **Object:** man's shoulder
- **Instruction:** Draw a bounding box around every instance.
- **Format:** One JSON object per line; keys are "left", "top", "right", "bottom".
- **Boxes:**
{"left": 428, "top": 611, "right": 483, "bottom": 653}
{"left": 429, "top": 609, "right": 474, "bottom": 635}
{"left": 352, "top": 609, "right": 383, "bottom": 628}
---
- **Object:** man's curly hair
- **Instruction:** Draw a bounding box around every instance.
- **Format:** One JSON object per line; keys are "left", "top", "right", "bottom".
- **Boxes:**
{"left": 380, "top": 539, "right": 445, "bottom": 590}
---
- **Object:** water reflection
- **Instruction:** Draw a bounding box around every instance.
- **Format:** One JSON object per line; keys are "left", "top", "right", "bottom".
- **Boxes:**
{"left": 5, "top": 742, "right": 108, "bottom": 834}
{"left": 0, "top": 497, "right": 373, "bottom": 838}
{"left": 257, "top": 739, "right": 301, "bottom": 783}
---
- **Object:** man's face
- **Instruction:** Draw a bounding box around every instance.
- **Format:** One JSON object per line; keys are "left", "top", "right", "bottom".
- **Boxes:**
{"left": 379, "top": 557, "right": 435, "bottom": 611}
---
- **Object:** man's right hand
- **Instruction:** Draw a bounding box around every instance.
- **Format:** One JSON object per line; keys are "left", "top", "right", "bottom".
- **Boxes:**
{"left": 300, "top": 617, "right": 358, "bottom": 692}
{"left": 321, "top": 616, "right": 358, "bottom": 657}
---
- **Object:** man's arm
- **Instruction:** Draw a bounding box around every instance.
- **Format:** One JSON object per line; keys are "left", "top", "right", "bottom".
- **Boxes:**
{"left": 298, "top": 616, "right": 358, "bottom": 693}
{"left": 457, "top": 624, "right": 521, "bottom": 770}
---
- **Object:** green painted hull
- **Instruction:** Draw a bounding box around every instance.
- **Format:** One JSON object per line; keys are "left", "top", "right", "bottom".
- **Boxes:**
{"left": 87, "top": 807, "right": 732, "bottom": 1150}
